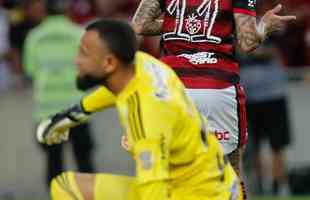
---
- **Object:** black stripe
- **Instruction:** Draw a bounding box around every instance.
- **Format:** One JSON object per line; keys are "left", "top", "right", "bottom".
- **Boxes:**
{"left": 175, "top": 68, "right": 240, "bottom": 84}
{"left": 67, "top": 115, "right": 79, "bottom": 122}
{"left": 128, "top": 96, "right": 139, "bottom": 141}
{"left": 135, "top": 92, "right": 146, "bottom": 139}
{"left": 216, "top": 154, "right": 225, "bottom": 182}
{"left": 159, "top": 0, "right": 165, "bottom": 11}
{"left": 132, "top": 94, "right": 142, "bottom": 140}
{"left": 234, "top": 1, "right": 256, "bottom": 11}
{"left": 201, "top": 130, "right": 207, "bottom": 144}
{"left": 128, "top": 96, "right": 137, "bottom": 141}
{"left": 234, "top": 85, "right": 241, "bottom": 148}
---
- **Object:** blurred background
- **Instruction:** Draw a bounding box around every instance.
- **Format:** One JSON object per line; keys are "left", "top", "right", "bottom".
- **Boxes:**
{"left": 0, "top": 0, "right": 310, "bottom": 200}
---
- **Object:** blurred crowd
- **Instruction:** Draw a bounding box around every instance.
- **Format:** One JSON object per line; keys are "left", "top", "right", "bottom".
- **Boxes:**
{"left": 0, "top": 0, "right": 309, "bottom": 92}
{"left": 0, "top": 0, "right": 160, "bottom": 92}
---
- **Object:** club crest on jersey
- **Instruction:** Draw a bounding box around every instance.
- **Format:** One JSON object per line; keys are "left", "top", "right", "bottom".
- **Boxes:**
{"left": 139, "top": 151, "right": 153, "bottom": 170}
{"left": 164, "top": 0, "right": 221, "bottom": 43}
{"left": 185, "top": 13, "right": 202, "bottom": 35}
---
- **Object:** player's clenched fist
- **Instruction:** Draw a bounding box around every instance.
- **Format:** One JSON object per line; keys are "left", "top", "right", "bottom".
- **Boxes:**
{"left": 36, "top": 104, "right": 89, "bottom": 145}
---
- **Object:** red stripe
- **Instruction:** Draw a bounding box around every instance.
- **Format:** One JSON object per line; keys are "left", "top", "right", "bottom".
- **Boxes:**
{"left": 162, "top": 16, "right": 176, "bottom": 31}
{"left": 233, "top": 8, "right": 256, "bottom": 16}
{"left": 163, "top": 41, "right": 234, "bottom": 59}
{"left": 179, "top": 77, "right": 233, "bottom": 89}
{"left": 161, "top": 55, "right": 239, "bottom": 74}
{"left": 160, "top": 56, "right": 238, "bottom": 89}
{"left": 235, "top": 84, "right": 248, "bottom": 147}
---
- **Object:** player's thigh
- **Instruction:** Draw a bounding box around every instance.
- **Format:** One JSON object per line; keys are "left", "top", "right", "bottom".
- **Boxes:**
{"left": 74, "top": 173, "right": 95, "bottom": 200}
{"left": 75, "top": 173, "right": 136, "bottom": 200}
{"left": 51, "top": 172, "right": 90, "bottom": 200}
{"left": 186, "top": 85, "right": 247, "bottom": 155}
{"left": 95, "top": 173, "right": 137, "bottom": 200}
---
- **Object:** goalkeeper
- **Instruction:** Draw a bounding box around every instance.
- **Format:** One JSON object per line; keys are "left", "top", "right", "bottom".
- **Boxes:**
{"left": 37, "top": 19, "right": 241, "bottom": 200}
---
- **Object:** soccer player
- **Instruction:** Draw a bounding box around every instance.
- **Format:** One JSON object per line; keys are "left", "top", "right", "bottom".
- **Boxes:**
{"left": 37, "top": 19, "right": 240, "bottom": 200}
{"left": 131, "top": 0, "right": 296, "bottom": 193}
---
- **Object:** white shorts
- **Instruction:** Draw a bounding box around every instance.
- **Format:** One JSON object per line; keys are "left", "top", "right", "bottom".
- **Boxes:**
{"left": 186, "top": 84, "right": 248, "bottom": 154}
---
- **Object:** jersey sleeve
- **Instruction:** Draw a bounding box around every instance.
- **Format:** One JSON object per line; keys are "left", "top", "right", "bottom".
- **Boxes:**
{"left": 233, "top": 0, "right": 256, "bottom": 16}
{"left": 81, "top": 86, "right": 116, "bottom": 113}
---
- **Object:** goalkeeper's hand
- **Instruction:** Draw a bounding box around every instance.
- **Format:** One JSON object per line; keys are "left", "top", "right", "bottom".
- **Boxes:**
{"left": 36, "top": 118, "right": 71, "bottom": 145}
{"left": 36, "top": 104, "right": 89, "bottom": 145}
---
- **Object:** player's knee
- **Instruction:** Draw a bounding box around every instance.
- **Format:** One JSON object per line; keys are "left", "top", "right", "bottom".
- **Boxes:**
{"left": 50, "top": 172, "right": 84, "bottom": 200}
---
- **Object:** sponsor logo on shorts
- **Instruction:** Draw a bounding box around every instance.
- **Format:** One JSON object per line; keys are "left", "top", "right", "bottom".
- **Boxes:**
{"left": 215, "top": 130, "right": 230, "bottom": 141}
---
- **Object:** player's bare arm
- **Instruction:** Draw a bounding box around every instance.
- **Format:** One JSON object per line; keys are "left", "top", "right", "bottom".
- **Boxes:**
{"left": 132, "top": 0, "right": 163, "bottom": 36}
{"left": 235, "top": 4, "right": 296, "bottom": 53}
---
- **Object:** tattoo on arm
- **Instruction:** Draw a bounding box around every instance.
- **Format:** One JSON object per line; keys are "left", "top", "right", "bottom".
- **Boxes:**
{"left": 234, "top": 14, "right": 263, "bottom": 53}
{"left": 132, "top": 0, "right": 163, "bottom": 36}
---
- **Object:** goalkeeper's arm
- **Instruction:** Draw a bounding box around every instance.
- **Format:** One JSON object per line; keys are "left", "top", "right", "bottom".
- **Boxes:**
{"left": 37, "top": 86, "right": 116, "bottom": 145}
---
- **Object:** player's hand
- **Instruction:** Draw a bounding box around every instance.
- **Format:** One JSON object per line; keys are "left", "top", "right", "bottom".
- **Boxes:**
{"left": 36, "top": 104, "right": 89, "bottom": 145}
{"left": 36, "top": 119, "right": 70, "bottom": 145}
{"left": 260, "top": 4, "right": 296, "bottom": 37}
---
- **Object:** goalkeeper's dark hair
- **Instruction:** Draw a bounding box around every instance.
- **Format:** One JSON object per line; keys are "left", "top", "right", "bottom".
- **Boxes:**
{"left": 86, "top": 19, "right": 138, "bottom": 65}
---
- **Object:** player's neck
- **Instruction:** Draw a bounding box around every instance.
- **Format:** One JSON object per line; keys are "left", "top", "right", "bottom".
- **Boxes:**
{"left": 106, "top": 63, "right": 135, "bottom": 95}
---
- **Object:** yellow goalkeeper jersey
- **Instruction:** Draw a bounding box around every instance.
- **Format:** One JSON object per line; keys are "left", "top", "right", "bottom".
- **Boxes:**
{"left": 81, "top": 51, "right": 238, "bottom": 200}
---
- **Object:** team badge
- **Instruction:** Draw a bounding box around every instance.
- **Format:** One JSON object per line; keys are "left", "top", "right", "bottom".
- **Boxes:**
{"left": 139, "top": 151, "right": 153, "bottom": 170}
{"left": 185, "top": 13, "right": 202, "bottom": 35}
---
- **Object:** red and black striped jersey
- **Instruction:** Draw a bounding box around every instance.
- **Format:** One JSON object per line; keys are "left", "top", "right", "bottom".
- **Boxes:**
{"left": 159, "top": 0, "right": 256, "bottom": 88}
